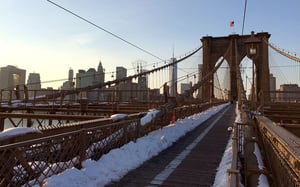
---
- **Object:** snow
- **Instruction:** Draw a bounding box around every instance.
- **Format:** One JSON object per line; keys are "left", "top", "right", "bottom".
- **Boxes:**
{"left": 140, "top": 109, "right": 161, "bottom": 126}
{"left": 0, "top": 127, "right": 42, "bottom": 141}
{"left": 41, "top": 103, "right": 233, "bottom": 187}
{"left": 110, "top": 114, "right": 128, "bottom": 122}
{"left": 212, "top": 133, "right": 233, "bottom": 187}
{"left": 254, "top": 143, "right": 270, "bottom": 187}
{"left": 213, "top": 103, "right": 239, "bottom": 187}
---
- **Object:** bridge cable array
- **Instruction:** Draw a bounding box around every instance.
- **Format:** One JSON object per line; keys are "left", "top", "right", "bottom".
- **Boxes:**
{"left": 265, "top": 39, "right": 300, "bottom": 63}
{"left": 176, "top": 43, "right": 232, "bottom": 104}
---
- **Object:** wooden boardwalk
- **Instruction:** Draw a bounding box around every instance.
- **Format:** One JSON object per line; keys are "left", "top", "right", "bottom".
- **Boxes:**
{"left": 106, "top": 104, "right": 236, "bottom": 187}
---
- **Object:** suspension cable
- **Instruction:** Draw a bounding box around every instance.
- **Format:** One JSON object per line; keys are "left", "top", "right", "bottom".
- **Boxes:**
{"left": 177, "top": 43, "right": 232, "bottom": 101}
{"left": 46, "top": 0, "right": 164, "bottom": 62}
{"left": 265, "top": 40, "right": 300, "bottom": 63}
{"left": 241, "top": 0, "right": 248, "bottom": 35}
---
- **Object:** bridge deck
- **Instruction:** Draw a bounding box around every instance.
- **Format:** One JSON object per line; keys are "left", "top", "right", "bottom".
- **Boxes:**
{"left": 106, "top": 104, "right": 236, "bottom": 187}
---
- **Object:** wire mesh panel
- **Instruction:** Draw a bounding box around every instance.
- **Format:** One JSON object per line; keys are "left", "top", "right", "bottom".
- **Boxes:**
{"left": 85, "top": 122, "right": 127, "bottom": 161}
{"left": 0, "top": 130, "right": 83, "bottom": 186}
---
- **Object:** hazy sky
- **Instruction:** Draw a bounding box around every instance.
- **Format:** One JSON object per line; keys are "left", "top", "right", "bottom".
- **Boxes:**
{"left": 1, "top": 0, "right": 300, "bottom": 89}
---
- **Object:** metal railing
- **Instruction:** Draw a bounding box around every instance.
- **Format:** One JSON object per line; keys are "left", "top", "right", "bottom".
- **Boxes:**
{"left": 0, "top": 102, "right": 223, "bottom": 186}
{"left": 255, "top": 115, "right": 300, "bottom": 187}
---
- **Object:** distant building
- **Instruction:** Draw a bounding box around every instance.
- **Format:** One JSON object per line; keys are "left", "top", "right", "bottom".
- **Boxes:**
{"left": 180, "top": 83, "right": 190, "bottom": 94}
{"left": 113, "top": 66, "right": 149, "bottom": 102}
{"left": 61, "top": 68, "right": 75, "bottom": 103}
{"left": 75, "top": 61, "right": 105, "bottom": 102}
{"left": 0, "top": 65, "right": 26, "bottom": 100}
{"left": 169, "top": 58, "right": 177, "bottom": 97}
{"left": 97, "top": 62, "right": 105, "bottom": 83}
{"left": 269, "top": 73, "right": 276, "bottom": 101}
{"left": 115, "top": 67, "right": 131, "bottom": 102}
{"left": 68, "top": 68, "right": 74, "bottom": 83}
{"left": 27, "top": 73, "right": 41, "bottom": 98}
{"left": 276, "top": 84, "right": 300, "bottom": 101}
{"left": 76, "top": 62, "right": 105, "bottom": 88}
{"left": 116, "top": 66, "right": 127, "bottom": 80}
{"left": 61, "top": 68, "right": 74, "bottom": 90}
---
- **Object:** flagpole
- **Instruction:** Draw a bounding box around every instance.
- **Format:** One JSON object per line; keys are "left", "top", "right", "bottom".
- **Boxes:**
{"left": 230, "top": 21, "right": 235, "bottom": 34}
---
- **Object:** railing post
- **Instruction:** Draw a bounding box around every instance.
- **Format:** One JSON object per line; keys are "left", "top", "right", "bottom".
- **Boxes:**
{"left": 123, "top": 122, "right": 128, "bottom": 144}
{"left": 136, "top": 119, "right": 141, "bottom": 140}
{"left": 78, "top": 129, "right": 87, "bottom": 168}
{"left": 0, "top": 117, "right": 4, "bottom": 131}
{"left": 228, "top": 121, "right": 240, "bottom": 187}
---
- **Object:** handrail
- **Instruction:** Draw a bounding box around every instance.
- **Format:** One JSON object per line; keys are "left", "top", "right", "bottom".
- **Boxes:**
{"left": 255, "top": 115, "right": 300, "bottom": 186}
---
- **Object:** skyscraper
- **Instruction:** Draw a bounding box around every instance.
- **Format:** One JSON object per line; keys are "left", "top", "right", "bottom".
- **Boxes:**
{"left": 68, "top": 68, "right": 74, "bottom": 84}
{"left": 269, "top": 73, "right": 276, "bottom": 101}
{"left": 0, "top": 65, "right": 26, "bottom": 100}
{"left": 75, "top": 63, "right": 106, "bottom": 102}
{"left": 27, "top": 73, "right": 41, "bottom": 98}
{"left": 116, "top": 66, "right": 127, "bottom": 80}
{"left": 169, "top": 57, "right": 177, "bottom": 97}
{"left": 97, "top": 61, "right": 105, "bottom": 84}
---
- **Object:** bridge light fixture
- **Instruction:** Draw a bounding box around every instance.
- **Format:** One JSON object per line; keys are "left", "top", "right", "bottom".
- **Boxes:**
{"left": 249, "top": 47, "right": 257, "bottom": 56}
{"left": 245, "top": 31, "right": 261, "bottom": 59}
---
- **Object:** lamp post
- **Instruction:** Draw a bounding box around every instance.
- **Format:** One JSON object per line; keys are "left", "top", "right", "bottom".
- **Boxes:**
{"left": 250, "top": 43, "right": 256, "bottom": 105}
{"left": 245, "top": 31, "right": 260, "bottom": 109}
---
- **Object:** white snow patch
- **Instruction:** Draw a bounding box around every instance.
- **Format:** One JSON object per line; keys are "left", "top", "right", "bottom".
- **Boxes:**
{"left": 140, "top": 109, "right": 160, "bottom": 126}
{"left": 110, "top": 114, "right": 128, "bottom": 122}
{"left": 0, "top": 127, "right": 42, "bottom": 141}
{"left": 254, "top": 143, "right": 270, "bottom": 187}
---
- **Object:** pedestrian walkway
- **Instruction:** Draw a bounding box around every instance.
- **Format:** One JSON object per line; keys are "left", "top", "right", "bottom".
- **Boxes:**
{"left": 106, "top": 104, "right": 236, "bottom": 187}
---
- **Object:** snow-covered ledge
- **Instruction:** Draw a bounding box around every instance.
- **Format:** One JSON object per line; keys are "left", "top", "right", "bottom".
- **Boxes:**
{"left": 0, "top": 127, "right": 42, "bottom": 141}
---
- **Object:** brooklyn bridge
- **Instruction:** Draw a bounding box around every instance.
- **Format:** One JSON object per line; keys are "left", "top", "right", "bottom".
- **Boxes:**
{"left": 1, "top": 30, "right": 300, "bottom": 187}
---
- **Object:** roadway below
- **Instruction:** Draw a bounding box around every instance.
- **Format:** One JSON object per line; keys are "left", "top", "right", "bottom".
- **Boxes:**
{"left": 106, "top": 103, "right": 236, "bottom": 187}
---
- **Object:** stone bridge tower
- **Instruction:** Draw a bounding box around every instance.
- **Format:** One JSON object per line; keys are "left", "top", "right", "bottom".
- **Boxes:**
{"left": 200, "top": 32, "right": 271, "bottom": 103}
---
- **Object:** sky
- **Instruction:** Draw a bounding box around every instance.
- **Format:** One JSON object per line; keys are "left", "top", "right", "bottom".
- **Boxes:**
{"left": 1, "top": 0, "right": 300, "bottom": 89}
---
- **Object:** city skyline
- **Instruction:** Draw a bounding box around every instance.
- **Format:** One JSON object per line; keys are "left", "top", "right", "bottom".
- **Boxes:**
{"left": 1, "top": 1, "right": 300, "bottom": 89}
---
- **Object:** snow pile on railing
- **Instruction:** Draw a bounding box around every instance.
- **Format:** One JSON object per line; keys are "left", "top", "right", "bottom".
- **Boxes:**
{"left": 0, "top": 127, "right": 41, "bottom": 141}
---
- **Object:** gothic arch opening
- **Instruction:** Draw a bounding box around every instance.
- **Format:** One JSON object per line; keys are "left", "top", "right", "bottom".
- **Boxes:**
{"left": 240, "top": 56, "right": 254, "bottom": 100}
{"left": 214, "top": 57, "right": 230, "bottom": 100}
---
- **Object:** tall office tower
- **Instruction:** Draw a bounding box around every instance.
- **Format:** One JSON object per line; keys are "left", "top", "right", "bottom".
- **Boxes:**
{"left": 27, "top": 73, "right": 41, "bottom": 98}
{"left": 0, "top": 65, "right": 26, "bottom": 100}
{"left": 97, "top": 61, "right": 105, "bottom": 84}
{"left": 68, "top": 68, "right": 74, "bottom": 83}
{"left": 60, "top": 68, "right": 75, "bottom": 103}
{"left": 169, "top": 57, "right": 177, "bottom": 97}
{"left": 75, "top": 68, "right": 99, "bottom": 101}
{"left": 269, "top": 73, "right": 276, "bottom": 101}
{"left": 115, "top": 66, "right": 128, "bottom": 102}
{"left": 76, "top": 68, "right": 98, "bottom": 88}
{"left": 116, "top": 66, "right": 127, "bottom": 80}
